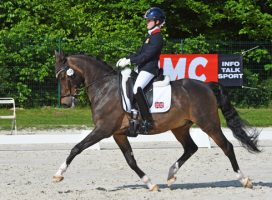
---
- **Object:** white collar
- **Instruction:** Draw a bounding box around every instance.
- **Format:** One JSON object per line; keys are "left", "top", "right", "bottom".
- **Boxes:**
{"left": 148, "top": 26, "right": 160, "bottom": 35}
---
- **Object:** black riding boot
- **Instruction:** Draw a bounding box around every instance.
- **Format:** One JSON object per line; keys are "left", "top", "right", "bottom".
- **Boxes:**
{"left": 126, "top": 88, "right": 153, "bottom": 137}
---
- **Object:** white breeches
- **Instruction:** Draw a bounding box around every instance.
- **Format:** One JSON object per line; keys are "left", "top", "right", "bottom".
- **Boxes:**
{"left": 133, "top": 71, "right": 155, "bottom": 94}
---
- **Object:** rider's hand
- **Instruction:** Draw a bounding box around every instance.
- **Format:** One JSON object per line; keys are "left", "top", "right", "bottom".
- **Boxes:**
{"left": 116, "top": 58, "right": 131, "bottom": 68}
{"left": 116, "top": 58, "right": 125, "bottom": 67}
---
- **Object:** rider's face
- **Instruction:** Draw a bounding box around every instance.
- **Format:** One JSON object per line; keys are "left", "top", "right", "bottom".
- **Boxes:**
{"left": 147, "top": 19, "right": 156, "bottom": 30}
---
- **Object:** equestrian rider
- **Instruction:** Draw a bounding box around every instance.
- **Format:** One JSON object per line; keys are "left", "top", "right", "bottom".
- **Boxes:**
{"left": 116, "top": 7, "right": 166, "bottom": 136}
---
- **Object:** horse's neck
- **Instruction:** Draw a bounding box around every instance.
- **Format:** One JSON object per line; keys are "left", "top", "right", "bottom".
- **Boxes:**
{"left": 83, "top": 65, "right": 114, "bottom": 87}
{"left": 70, "top": 55, "right": 114, "bottom": 84}
{"left": 86, "top": 73, "right": 119, "bottom": 108}
{"left": 71, "top": 55, "right": 118, "bottom": 104}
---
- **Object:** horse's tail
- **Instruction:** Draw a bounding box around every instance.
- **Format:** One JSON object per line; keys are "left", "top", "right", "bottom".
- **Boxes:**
{"left": 208, "top": 82, "right": 261, "bottom": 153}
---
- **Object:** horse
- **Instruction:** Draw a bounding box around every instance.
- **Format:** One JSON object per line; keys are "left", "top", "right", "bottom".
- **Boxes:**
{"left": 53, "top": 51, "right": 260, "bottom": 191}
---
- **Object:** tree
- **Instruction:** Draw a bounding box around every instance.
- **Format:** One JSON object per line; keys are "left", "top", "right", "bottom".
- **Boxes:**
{"left": 0, "top": 0, "right": 271, "bottom": 107}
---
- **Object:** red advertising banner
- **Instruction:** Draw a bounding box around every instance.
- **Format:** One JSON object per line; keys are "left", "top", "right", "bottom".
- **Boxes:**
{"left": 159, "top": 54, "right": 243, "bottom": 86}
{"left": 159, "top": 54, "right": 218, "bottom": 82}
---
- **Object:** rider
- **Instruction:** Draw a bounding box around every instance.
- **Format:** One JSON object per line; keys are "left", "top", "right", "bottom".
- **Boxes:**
{"left": 116, "top": 7, "right": 166, "bottom": 136}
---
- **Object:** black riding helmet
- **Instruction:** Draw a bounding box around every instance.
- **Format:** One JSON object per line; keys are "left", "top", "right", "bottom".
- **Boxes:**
{"left": 144, "top": 7, "right": 166, "bottom": 26}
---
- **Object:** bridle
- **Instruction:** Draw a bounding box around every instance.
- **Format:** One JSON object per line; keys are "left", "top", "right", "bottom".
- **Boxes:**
{"left": 56, "top": 66, "right": 69, "bottom": 79}
{"left": 56, "top": 65, "right": 116, "bottom": 98}
{"left": 56, "top": 66, "right": 79, "bottom": 98}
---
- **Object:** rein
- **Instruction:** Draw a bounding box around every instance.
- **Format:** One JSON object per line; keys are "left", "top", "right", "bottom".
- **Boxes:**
{"left": 85, "top": 71, "right": 116, "bottom": 90}
{"left": 56, "top": 63, "right": 116, "bottom": 97}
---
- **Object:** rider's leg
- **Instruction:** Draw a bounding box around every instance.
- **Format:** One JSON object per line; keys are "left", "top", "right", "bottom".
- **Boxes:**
{"left": 134, "top": 87, "right": 153, "bottom": 122}
{"left": 133, "top": 70, "right": 154, "bottom": 94}
{"left": 133, "top": 71, "right": 154, "bottom": 121}
{"left": 130, "top": 70, "right": 154, "bottom": 119}
{"left": 127, "top": 71, "right": 154, "bottom": 137}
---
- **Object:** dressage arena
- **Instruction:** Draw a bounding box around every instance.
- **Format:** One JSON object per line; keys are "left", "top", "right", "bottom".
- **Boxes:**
{"left": 0, "top": 128, "right": 271, "bottom": 200}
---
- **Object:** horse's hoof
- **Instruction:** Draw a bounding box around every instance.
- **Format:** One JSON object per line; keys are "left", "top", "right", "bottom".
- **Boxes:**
{"left": 167, "top": 176, "right": 177, "bottom": 186}
{"left": 52, "top": 175, "right": 64, "bottom": 182}
{"left": 243, "top": 177, "right": 253, "bottom": 189}
{"left": 149, "top": 184, "right": 159, "bottom": 192}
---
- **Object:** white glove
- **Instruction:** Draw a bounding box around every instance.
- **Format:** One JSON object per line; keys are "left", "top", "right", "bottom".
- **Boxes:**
{"left": 116, "top": 57, "right": 131, "bottom": 68}
{"left": 116, "top": 58, "right": 125, "bottom": 67}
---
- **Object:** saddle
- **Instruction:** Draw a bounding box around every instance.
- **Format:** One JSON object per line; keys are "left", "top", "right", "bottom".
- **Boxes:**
{"left": 120, "top": 68, "right": 171, "bottom": 114}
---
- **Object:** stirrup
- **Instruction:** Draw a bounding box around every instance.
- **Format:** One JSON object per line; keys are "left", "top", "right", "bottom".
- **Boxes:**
{"left": 126, "top": 119, "right": 140, "bottom": 137}
{"left": 139, "top": 120, "right": 153, "bottom": 135}
{"left": 126, "top": 119, "right": 153, "bottom": 137}
{"left": 125, "top": 109, "right": 140, "bottom": 137}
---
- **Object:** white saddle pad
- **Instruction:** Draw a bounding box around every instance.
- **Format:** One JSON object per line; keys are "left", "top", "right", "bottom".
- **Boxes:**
{"left": 121, "top": 68, "right": 171, "bottom": 113}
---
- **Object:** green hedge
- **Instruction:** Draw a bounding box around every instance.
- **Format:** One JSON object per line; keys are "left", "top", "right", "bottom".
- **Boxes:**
{"left": 0, "top": 0, "right": 271, "bottom": 107}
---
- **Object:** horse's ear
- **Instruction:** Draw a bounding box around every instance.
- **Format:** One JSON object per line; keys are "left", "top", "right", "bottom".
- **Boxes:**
{"left": 55, "top": 50, "right": 65, "bottom": 61}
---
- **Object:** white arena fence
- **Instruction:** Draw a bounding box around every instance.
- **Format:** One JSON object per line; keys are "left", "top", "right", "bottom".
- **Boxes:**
{"left": 0, "top": 128, "right": 271, "bottom": 150}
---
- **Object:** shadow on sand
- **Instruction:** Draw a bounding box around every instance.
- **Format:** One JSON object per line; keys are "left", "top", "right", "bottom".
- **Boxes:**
{"left": 105, "top": 180, "right": 272, "bottom": 192}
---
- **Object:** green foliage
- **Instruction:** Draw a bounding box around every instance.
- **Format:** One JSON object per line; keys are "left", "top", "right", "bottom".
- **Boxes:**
{"left": 225, "top": 0, "right": 272, "bottom": 40}
{"left": 0, "top": 0, "right": 271, "bottom": 107}
{"left": 229, "top": 69, "right": 271, "bottom": 107}
{"left": 182, "top": 35, "right": 210, "bottom": 54}
{"left": 246, "top": 48, "right": 271, "bottom": 64}
{"left": 264, "top": 63, "right": 272, "bottom": 71}
{"left": 0, "top": 0, "right": 149, "bottom": 106}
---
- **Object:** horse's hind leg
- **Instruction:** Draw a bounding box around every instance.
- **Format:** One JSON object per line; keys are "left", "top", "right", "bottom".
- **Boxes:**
{"left": 200, "top": 124, "right": 253, "bottom": 188}
{"left": 167, "top": 123, "right": 198, "bottom": 186}
{"left": 113, "top": 134, "right": 159, "bottom": 191}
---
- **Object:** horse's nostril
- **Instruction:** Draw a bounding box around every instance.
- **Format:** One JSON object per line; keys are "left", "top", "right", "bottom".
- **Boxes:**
{"left": 61, "top": 104, "right": 71, "bottom": 108}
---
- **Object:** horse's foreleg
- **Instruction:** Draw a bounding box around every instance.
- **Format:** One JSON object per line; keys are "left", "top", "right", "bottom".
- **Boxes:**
{"left": 53, "top": 127, "right": 108, "bottom": 183}
{"left": 113, "top": 134, "right": 159, "bottom": 191}
{"left": 167, "top": 125, "right": 198, "bottom": 186}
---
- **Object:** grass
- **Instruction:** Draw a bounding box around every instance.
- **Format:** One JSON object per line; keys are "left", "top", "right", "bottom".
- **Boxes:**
{"left": 0, "top": 107, "right": 93, "bottom": 130}
{"left": 0, "top": 107, "right": 271, "bottom": 130}
{"left": 218, "top": 108, "right": 272, "bottom": 127}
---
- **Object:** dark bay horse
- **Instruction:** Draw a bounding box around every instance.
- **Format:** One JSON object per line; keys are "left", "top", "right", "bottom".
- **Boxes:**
{"left": 53, "top": 51, "right": 260, "bottom": 191}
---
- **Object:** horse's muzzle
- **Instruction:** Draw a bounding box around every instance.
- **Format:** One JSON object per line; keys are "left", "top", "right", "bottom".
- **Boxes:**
{"left": 61, "top": 96, "right": 75, "bottom": 108}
